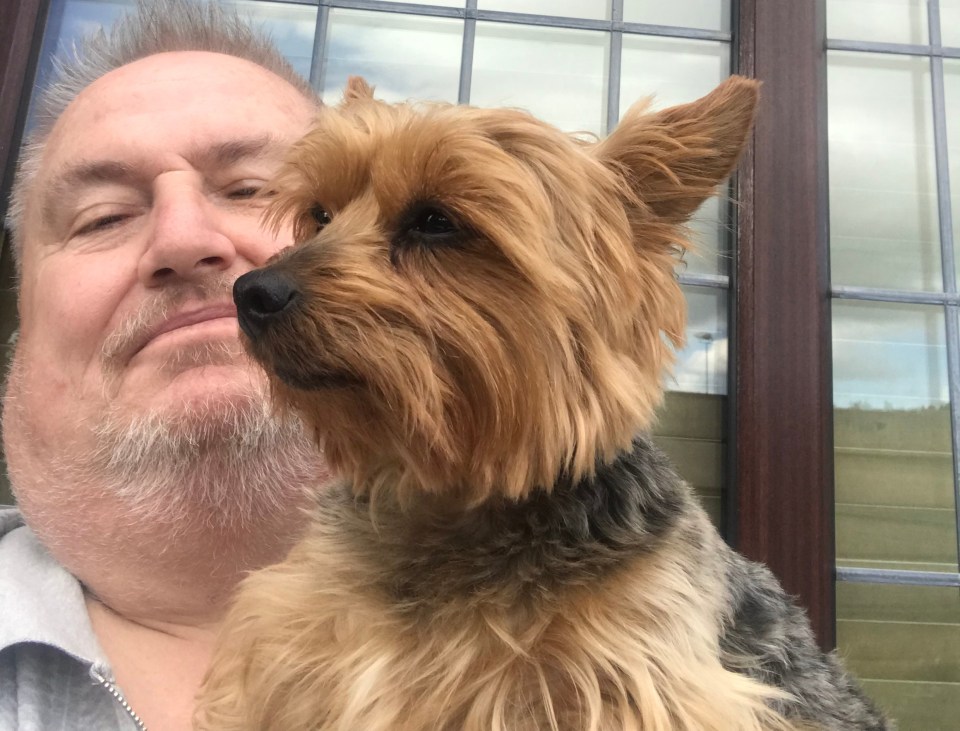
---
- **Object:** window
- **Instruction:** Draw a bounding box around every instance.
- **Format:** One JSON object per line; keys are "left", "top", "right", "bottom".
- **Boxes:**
{"left": 828, "top": 0, "right": 960, "bottom": 725}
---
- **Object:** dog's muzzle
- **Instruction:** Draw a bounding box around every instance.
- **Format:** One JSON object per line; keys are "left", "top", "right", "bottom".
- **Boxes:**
{"left": 234, "top": 269, "right": 301, "bottom": 340}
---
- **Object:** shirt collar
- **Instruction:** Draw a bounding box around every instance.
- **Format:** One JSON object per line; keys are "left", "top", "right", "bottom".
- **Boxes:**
{"left": 0, "top": 506, "right": 108, "bottom": 666}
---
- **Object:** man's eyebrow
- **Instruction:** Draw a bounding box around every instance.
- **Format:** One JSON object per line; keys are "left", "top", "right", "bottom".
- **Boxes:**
{"left": 42, "top": 159, "right": 143, "bottom": 223}
{"left": 190, "top": 134, "right": 289, "bottom": 169}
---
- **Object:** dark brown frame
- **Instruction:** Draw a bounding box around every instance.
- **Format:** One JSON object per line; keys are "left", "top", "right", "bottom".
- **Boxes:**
{"left": 733, "top": 0, "right": 834, "bottom": 649}
{"left": 0, "top": 0, "right": 836, "bottom": 646}
{"left": 0, "top": 0, "right": 49, "bottom": 226}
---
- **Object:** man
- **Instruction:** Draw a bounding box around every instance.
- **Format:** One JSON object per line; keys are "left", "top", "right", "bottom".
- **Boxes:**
{"left": 0, "top": 1, "right": 331, "bottom": 729}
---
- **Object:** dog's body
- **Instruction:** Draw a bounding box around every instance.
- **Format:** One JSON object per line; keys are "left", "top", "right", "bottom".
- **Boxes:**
{"left": 196, "top": 77, "right": 892, "bottom": 730}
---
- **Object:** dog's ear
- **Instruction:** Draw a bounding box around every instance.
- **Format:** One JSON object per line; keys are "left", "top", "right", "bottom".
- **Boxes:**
{"left": 343, "top": 76, "right": 375, "bottom": 104}
{"left": 595, "top": 76, "right": 759, "bottom": 224}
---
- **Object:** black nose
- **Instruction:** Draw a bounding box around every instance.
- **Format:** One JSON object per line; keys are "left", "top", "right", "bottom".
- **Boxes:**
{"left": 234, "top": 269, "right": 301, "bottom": 339}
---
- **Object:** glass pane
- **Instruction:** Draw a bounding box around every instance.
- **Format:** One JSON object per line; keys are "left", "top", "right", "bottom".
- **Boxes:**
{"left": 471, "top": 22, "right": 607, "bottom": 134}
{"left": 833, "top": 300, "right": 958, "bottom": 573}
{"left": 657, "top": 286, "right": 729, "bottom": 530}
{"left": 943, "top": 0, "right": 960, "bottom": 48}
{"left": 652, "top": 391, "right": 725, "bottom": 528}
{"left": 479, "top": 0, "right": 609, "bottom": 20}
{"left": 827, "top": 0, "right": 928, "bottom": 45}
{"left": 946, "top": 60, "right": 960, "bottom": 286}
{"left": 620, "top": 35, "right": 730, "bottom": 275}
{"left": 837, "top": 582, "right": 960, "bottom": 730}
{"left": 828, "top": 52, "right": 940, "bottom": 291}
{"left": 227, "top": 1, "right": 317, "bottom": 82}
{"left": 623, "top": 0, "right": 731, "bottom": 32}
{"left": 672, "top": 285, "right": 728, "bottom": 396}
{"left": 321, "top": 9, "right": 462, "bottom": 104}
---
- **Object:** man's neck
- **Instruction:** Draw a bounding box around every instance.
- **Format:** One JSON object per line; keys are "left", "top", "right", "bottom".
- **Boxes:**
{"left": 86, "top": 593, "right": 219, "bottom": 731}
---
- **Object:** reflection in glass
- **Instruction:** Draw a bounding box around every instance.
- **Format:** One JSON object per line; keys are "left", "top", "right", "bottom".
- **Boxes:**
{"left": 471, "top": 22, "right": 607, "bottom": 134}
{"left": 836, "top": 582, "right": 960, "bottom": 729}
{"left": 479, "top": 0, "right": 608, "bottom": 20}
{"left": 828, "top": 52, "right": 940, "bottom": 291}
{"left": 226, "top": 1, "right": 317, "bottom": 81}
{"left": 619, "top": 35, "right": 730, "bottom": 275}
{"left": 833, "top": 300, "right": 957, "bottom": 572}
{"left": 321, "top": 9, "right": 462, "bottom": 104}
{"left": 827, "top": 0, "right": 928, "bottom": 45}
{"left": 946, "top": 61, "right": 960, "bottom": 286}
{"left": 623, "top": 0, "right": 730, "bottom": 32}
{"left": 943, "top": 0, "right": 960, "bottom": 48}
{"left": 652, "top": 391, "right": 725, "bottom": 528}
{"left": 671, "top": 286, "right": 727, "bottom": 395}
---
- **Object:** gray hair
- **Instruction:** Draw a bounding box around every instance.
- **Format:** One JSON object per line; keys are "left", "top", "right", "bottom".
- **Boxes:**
{"left": 5, "top": 0, "right": 317, "bottom": 262}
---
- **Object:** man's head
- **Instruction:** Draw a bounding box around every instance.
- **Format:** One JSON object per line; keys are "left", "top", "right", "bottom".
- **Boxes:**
{"left": 2, "top": 1, "right": 328, "bottom": 569}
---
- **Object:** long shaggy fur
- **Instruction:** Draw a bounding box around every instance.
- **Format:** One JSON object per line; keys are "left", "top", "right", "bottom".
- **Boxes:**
{"left": 195, "top": 77, "right": 892, "bottom": 730}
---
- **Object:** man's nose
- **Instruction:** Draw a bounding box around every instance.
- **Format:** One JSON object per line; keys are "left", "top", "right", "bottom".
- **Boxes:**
{"left": 138, "top": 177, "right": 238, "bottom": 286}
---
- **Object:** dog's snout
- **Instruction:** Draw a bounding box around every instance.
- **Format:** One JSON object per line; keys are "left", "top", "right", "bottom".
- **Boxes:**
{"left": 234, "top": 269, "right": 301, "bottom": 339}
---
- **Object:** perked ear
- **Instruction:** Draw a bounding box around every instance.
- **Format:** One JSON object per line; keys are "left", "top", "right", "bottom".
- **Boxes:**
{"left": 342, "top": 76, "right": 376, "bottom": 104}
{"left": 595, "top": 76, "right": 760, "bottom": 224}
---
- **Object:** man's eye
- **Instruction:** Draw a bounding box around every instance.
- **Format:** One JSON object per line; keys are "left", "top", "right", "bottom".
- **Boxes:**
{"left": 228, "top": 185, "right": 262, "bottom": 199}
{"left": 75, "top": 214, "right": 128, "bottom": 236}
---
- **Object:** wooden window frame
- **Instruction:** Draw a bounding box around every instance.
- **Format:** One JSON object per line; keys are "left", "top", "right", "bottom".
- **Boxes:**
{"left": 733, "top": 0, "right": 834, "bottom": 650}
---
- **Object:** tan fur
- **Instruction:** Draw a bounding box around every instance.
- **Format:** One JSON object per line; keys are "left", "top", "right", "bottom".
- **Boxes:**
{"left": 198, "top": 499, "right": 802, "bottom": 731}
{"left": 194, "top": 78, "right": 819, "bottom": 731}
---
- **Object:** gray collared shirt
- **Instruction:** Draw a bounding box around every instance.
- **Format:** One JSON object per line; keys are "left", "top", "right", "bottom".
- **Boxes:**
{"left": 0, "top": 507, "right": 142, "bottom": 730}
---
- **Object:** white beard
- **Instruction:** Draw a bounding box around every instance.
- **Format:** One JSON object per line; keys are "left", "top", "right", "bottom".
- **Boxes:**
{"left": 83, "top": 382, "right": 324, "bottom": 532}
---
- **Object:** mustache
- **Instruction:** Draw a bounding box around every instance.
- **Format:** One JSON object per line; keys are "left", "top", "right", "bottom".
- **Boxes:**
{"left": 101, "top": 273, "right": 238, "bottom": 371}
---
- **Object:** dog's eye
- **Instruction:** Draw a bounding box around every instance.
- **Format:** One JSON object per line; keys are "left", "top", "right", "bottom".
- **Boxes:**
{"left": 410, "top": 208, "right": 457, "bottom": 236}
{"left": 310, "top": 205, "right": 332, "bottom": 230}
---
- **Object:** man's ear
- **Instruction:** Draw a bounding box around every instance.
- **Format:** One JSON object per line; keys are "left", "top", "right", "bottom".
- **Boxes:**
{"left": 342, "top": 76, "right": 375, "bottom": 104}
{"left": 594, "top": 76, "right": 760, "bottom": 224}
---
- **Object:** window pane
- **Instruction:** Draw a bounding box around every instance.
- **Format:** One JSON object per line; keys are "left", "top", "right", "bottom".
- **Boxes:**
{"left": 946, "top": 60, "right": 960, "bottom": 286}
{"left": 672, "top": 285, "right": 727, "bottom": 396}
{"left": 837, "top": 582, "right": 960, "bottom": 730}
{"left": 833, "top": 300, "right": 958, "bottom": 573}
{"left": 827, "top": 0, "right": 928, "bottom": 45}
{"left": 623, "top": 0, "right": 730, "bottom": 32}
{"left": 620, "top": 36, "right": 730, "bottom": 275}
{"left": 943, "top": 0, "right": 960, "bottom": 48}
{"left": 471, "top": 22, "right": 607, "bottom": 134}
{"left": 658, "top": 286, "right": 728, "bottom": 524}
{"left": 828, "top": 52, "right": 940, "bottom": 291}
{"left": 479, "top": 0, "right": 609, "bottom": 20}
{"left": 652, "top": 391, "right": 725, "bottom": 527}
{"left": 226, "top": 1, "right": 317, "bottom": 82}
{"left": 321, "top": 9, "right": 462, "bottom": 104}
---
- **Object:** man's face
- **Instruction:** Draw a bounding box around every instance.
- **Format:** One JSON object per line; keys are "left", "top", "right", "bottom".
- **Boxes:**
{"left": 13, "top": 51, "right": 317, "bottom": 448}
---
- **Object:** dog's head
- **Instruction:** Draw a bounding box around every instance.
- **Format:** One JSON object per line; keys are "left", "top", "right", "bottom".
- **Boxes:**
{"left": 234, "top": 76, "right": 758, "bottom": 502}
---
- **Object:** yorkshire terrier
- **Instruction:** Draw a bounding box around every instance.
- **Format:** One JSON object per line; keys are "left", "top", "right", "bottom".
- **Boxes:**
{"left": 196, "top": 76, "right": 892, "bottom": 731}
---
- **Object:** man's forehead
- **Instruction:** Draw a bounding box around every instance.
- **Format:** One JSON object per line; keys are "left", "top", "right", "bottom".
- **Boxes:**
{"left": 50, "top": 51, "right": 315, "bottom": 139}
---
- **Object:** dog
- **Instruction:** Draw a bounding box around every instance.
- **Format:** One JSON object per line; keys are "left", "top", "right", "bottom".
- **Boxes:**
{"left": 195, "top": 76, "right": 892, "bottom": 731}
